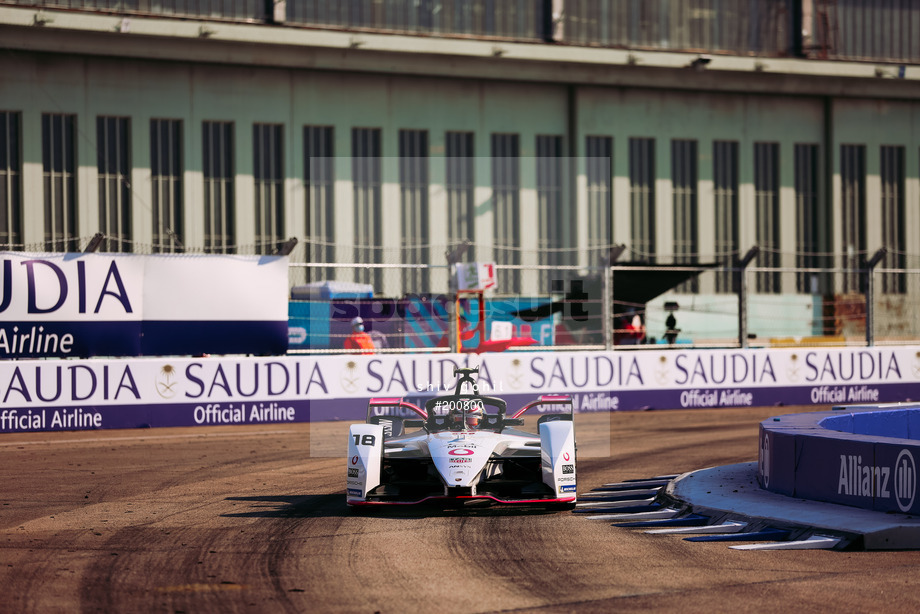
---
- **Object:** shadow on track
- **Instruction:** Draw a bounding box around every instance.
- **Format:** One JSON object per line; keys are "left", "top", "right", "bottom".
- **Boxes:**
{"left": 349, "top": 505, "right": 563, "bottom": 519}
{"left": 222, "top": 493, "right": 565, "bottom": 519}
{"left": 222, "top": 494, "right": 350, "bottom": 518}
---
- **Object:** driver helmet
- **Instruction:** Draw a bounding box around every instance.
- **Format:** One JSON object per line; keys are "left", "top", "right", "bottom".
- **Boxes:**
{"left": 351, "top": 316, "right": 365, "bottom": 332}
{"left": 464, "top": 404, "right": 484, "bottom": 429}
{"left": 448, "top": 403, "right": 484, "bottom": 429}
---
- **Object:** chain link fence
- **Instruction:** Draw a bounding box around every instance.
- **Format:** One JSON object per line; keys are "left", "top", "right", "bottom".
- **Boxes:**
{"left": 286, "top": 254, "right": 920, "bottom": 354}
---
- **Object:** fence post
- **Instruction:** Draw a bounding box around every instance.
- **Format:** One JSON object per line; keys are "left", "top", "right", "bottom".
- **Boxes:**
{"left": 604, "top": 245, "right": 626, "bottom": 351}
{"left": 603, "top": 263, "right": 613, "bottom": 351}
{"left": 864, "top": 247, "right": 887, "bottom": 347}
{"left": 737, "top": 246, "right": 759, "bottom": 349}
{"left": 446, "top": 241, "right": 472, "bottom": 353}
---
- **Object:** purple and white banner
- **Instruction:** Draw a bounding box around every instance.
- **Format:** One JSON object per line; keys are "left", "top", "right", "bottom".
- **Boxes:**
{"left": 0, "top": 252, "right": 289, "bottom": 358}
{"left": 2, "top": 345, "right": 920, "bottom": 433}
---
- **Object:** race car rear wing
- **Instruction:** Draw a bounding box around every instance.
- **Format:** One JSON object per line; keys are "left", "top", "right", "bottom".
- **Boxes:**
{"left": 366, "top": 398, "right": 427, "bottom": 422}
{"left": 510, "top": 395, "right": 575, "bottom": 420}
{"left": 365, "top": 398, "right": 428, "bottom": 438}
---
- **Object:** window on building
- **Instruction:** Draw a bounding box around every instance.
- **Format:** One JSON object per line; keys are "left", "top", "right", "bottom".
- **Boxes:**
{"left": 399, "top": 129, "right": 429, "bottom": 293}
{"left": 253, "top": 123, "right": 284, "bottom": 255}
{"left": 97, "top": 116, "right": 132, "bottom": 253}
{"left": 672, "top": 139, "right": 698, "bottom": 293}
{"left": 713, "top": 140, "right": 739, "bottom": 293}
{"left": 491, "top": 133, "right": 520, "bottom": 293}
{"left": 0, "top": 112, "right": 22, "bottom": 250}
{"left": 586, "top": 136, "right": 612, "bottom": 261}
{"left": 446, "top": 131, "right": 474, "bottom": 247}
{"left": 881, "top": 145, "right": 905, "bottom": 294}
{"left": 628, "top": 137, "right": 655, "bottom": 263}
{"left": 352, "top": 128, "right": 382, "bottom": 288}
{"left": 840, "top": 144, "right": 866, "bottom": 293}
{"left": 537, "top": 134, "right": 568, "bottom": 290}
{"left": 754, "top": 142, "right": 780, "bottom": 293}
{"left": 202, "top": 121, "right": 235, "bottom": 254}
{"left": 304, "top": 125, "right": 334, "bottom": 281}
{"left": 794, "top": 143, "right": 820, "bottom": 293}
{"left": 42, "top": 113, "right": 78, "bottom": 252}
{"left": 151, "top": 119, "right": 183, "bottom": 253}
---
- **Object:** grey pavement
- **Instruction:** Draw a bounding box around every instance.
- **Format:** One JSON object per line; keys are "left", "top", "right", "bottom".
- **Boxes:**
{"left": 667, "top": 462, "right": 920, "bottom": 550}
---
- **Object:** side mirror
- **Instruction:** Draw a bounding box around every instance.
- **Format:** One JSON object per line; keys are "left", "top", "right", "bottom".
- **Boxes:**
{"left": 503, "top": 418, "right": 524, "bottom": 426}
{"left": 404, "top": 419, "right": 425, "bottom": 429}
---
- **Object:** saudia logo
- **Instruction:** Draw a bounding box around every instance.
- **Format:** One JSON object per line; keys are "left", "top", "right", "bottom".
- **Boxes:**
{"left": 506, "top": 359, "right": 525, "bottom": 390}
{"left": 341, "top": 361, "right": 360, "bottom": 394}
{"left": 0, "top": 258, "right": 133, "bottom": 315}
{"left": 155, "top": 364, "right": 178, "bottom": 399}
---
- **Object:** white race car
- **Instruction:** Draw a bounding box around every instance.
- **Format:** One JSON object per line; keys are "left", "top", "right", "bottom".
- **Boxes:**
{"left": 346, "top": 367, "right": 577, "bottom": 508}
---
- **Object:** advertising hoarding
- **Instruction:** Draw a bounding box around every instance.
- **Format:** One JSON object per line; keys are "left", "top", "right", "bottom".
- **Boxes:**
{"left": 0, "top": 252, "right": 289, "bottom": 358}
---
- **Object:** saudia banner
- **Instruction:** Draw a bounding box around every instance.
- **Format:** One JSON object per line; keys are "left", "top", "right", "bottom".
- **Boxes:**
{"left": 0, "top": 252, "right": 289, "bottom": 358}
{"left": 1, "top": 346, "right": 920, "bottom": 433}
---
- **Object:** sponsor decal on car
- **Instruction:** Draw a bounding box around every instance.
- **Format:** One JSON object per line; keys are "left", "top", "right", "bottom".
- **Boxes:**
{"left": 560, "top": 485, "right": 577, "bottom": 493}
{"left": 562, "top": 464, "right": 574, "bottom": 474}
{"left": 347, "top": 488, "right": 363, "bottom": 497}
{"left": 347, "top": 467, "right": 359, "bottom": 477}
{"left": 448, "top": 448, "right": 475, "bottom": 456}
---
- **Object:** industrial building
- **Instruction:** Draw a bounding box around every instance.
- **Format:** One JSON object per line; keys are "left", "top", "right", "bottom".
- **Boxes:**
{"left": 2, "top": 1, "right": 920, "bottom": 343}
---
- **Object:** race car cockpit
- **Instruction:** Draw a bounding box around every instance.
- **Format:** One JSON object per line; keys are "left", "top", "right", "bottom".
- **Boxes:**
{"left": 422, "top": 367, "right": 515, "bottom": 433}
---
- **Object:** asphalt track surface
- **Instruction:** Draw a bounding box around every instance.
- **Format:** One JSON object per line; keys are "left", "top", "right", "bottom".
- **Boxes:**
{"left": 5, "top": 405, "right": 920, "bottom": 613}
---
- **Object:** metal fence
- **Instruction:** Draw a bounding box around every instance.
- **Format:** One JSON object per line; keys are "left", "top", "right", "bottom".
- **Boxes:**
{"left": 807, "top": 0, "right": 920, "bottom": 63}
{"left": 10, "top": 0, "right": 920, "bottom": 63}
{"left": 285, "top": 258, "right": 920, "bottom": 354}
{"left": 286, "top": 0, "right": 548, "bottom": 40}
{"left": 557, "top": 0, "right": 795, "bottom": 56}
{"left": 7, "top": 0, "right": 549, "bottom": 40}
{"left": 9, "top": 0, "right": 270, "bottom": 21}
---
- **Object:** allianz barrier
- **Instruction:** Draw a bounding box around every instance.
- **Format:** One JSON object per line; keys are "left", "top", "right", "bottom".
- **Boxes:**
{"left": 2, "top": 345, "right": 920, "bottom": 434}
{"left": 759, "top": 403, "right": 920, "bottom": 515}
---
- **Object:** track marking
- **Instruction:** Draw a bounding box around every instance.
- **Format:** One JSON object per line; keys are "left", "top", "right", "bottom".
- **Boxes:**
{"left": 730, "top": 535, "right": 841, "bottom": 550}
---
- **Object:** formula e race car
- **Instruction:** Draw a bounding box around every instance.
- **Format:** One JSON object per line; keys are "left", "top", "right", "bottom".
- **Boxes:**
{"left": 346, "top": 367, "right": 576, "bottom": 507}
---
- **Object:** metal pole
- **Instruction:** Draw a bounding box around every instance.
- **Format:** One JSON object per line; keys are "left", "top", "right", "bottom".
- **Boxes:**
{"left": 604, "top": 245, "right": 626, "bottom": 351}
{"left": 738, "top": 267, "right": 748, "bottom": 349}
{"left": 446, "top": 241, "right": 472, "bottom": 354}
{"left": 737, "top": 246, "right": 759, "bottom": 349}
{"left": 447, "top": 266, "right": 458, "bottom": 353}
{"left": 865, "top": 248, "right": 887, "bottom": 347}
{"left": 603, "top": 263, "right": 613, "bottom": 351}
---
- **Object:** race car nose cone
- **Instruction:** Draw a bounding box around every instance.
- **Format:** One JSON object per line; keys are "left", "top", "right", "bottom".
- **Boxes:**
{"left": 429, "top": 432, "right": 500, "bottom": 488}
